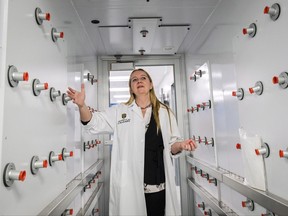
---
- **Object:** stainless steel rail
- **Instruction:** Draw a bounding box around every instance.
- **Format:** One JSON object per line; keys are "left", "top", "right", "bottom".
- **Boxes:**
{"left": 38, "top": 160, "right": 103, "bottom": 216}
{"left": 187, "top": 178, "right": 235, "bottom": 216}
{"left": 186, "top": 155, "right": 288, "bottom": 215}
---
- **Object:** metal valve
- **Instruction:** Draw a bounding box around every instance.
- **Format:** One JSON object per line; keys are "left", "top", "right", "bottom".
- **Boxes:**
{"left": 95, "top": 170, "right": 102, "bottom": 179}
{"left": 187, "top": 106, "right": 198, "bottom": 113}
{"left": 50, "top": 87, "right": 61, "bottom": 102}
{"left": 202, "top": 100, "right": 211, "bottom": 109}
{"left": 242, "top": 23, "right": 257, "bottom": 38}
{"left": 272, "top": 72, "right": 288, "bottom": 89}
{"left": 279, "top": 148, "right": 288, "bottom": 159}
{"left": 3, "top": 163, "right": 26, "bottom": 187}
{"left": 62, "top": 93, "right": 72, "bottom": 105}
{"left": 61, "top": 209, "right": 73, "bottom": 216}
{"left": 196, "top": 103, "right": 204, "bottom": 110}
{"left": 249, "top": 81, "right": 263, "bottom": 95}
{"left": 261, "top": 211, "right": 275, "bottom": 216}
{"left": 62, "top": 148, "right": 73, "bottom": 161}
{"left": 90, "top": 140, "right": 95, "bottom": 148}
{"left": 84, "top": 141, "right": 91, "bottom": 151}
{"left": 204, "top": 137, "right": 214, "bottom": 147}
{"left": 30, "top": 156, "right": 48, "bottom": 175}
{"left": 7, "top": 65, "right": 29, "bottom": 88}
{"left": 95, "top": 139, "right": 101, "bottom": 145}
{"left": 92, "top": 208, "right": 99, "bottom": 215}
{"left": 208, "top": 177, "right": 217, "bottom": 186}
{"left": 264, "top": 3, "right": 281, "bottom": 21}
{"left": 194, "top": 166, "right": 200, "bottom": 175}
{"left": 197, "top": 202, "right": 205, "bottom": 210}
{"left": 200, "top": 170, "right": 209, "bottom": 180}
{"left": 32, "top": 79, "right": 48, "bottom": 96}
{"left": 189, "top": 74, "right": 198, "bottom": 82}
{"left": 194, "top": 70, "right": 203, "bottom": 77}
{"left": 51, "top": 27, "right": 64, "bottom": 42}
{"left": 35, "top": 7, "right": 50, "bottom": 25}
{"left": 236, "top": 143, "right": 242, "bottom": 150}
{"left": 232, "top": 88, "right": 244, "bottom": 100}
{"left": 204, "top": 209, "right": 212, "bottom": 216}
{"left": 242, "top": 199, "right": 255, "bottom": 211}
{"left": 194, "top": 136, "right": 202, "bottom": 144}
{"left": 48, "top": 151, "right": 63, "bottom": 166}
{"left": 255, "top": 143, "right": 270, "bottom": 158}
{"left": 83, "top": 183, "right": 92, "bottom": 192}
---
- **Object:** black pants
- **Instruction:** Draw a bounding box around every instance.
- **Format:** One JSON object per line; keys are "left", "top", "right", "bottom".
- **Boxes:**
{"left": 144, "top": 189, "right": 165, "bottom": 216}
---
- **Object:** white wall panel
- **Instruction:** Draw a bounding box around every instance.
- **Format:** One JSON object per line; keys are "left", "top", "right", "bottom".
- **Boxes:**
{"left": 233, "top": 0, "right": 288, "bottom": 201}
{"left": 0, "top": 1, "right": 103, "bottom": 215}
{"left": 187, "top": 63, "right": 216, "bottom": 166}
{"left": 0, "top": 0, "right": 67, "bottom": 214}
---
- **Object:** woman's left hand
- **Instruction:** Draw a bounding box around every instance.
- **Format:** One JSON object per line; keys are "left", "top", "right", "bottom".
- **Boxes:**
{"left": 180, "top": 139, "right": 197, "bottom": 151}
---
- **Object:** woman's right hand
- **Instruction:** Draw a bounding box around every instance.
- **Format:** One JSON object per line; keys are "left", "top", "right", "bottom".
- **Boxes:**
{"left": 67, "top": 83, "right": 86, "bottom": 108}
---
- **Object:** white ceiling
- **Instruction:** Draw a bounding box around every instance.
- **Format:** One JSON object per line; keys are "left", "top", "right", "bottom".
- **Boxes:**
{"left": 61, "top": 0, "right": 259, "bottom": 58}
{"left": 67, "top": 0, "right": 220, "bottom": 57}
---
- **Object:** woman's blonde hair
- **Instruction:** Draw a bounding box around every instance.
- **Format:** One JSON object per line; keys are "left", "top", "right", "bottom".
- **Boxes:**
{"left": 125, "top": 68, "right": 170, "bottom": 132}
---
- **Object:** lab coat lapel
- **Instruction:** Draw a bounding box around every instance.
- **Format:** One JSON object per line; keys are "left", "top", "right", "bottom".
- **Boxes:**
{"left": 130, "top": 100, "right": 143, "bottom": 119}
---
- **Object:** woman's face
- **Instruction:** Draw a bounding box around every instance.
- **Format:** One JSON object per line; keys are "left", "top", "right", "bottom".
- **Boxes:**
{"left": 130, "top": 70, "right": 153, "bottom": 97}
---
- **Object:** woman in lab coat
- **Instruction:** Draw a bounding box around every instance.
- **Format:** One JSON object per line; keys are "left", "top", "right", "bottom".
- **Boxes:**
{"left": 67, "top": 69, "right": 197, "bottom": 216}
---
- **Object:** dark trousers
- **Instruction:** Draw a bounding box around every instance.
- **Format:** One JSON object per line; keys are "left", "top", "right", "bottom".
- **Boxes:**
{"left": 144, "top": 189, "right": 165, "bottom": 216}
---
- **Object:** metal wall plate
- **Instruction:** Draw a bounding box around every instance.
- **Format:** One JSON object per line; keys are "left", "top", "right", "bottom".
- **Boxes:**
{"left": 35, "top": 7, "right": 44, "bottom": 25}
{"left": 246, "top": 199, "right": 255, "bottom": 211}
{"left": 237, "top": 88, "right": 244, "bottom": 100}
{"left": 30, "top": 156, "right": 40, "bottom": 175}
{"left": 49, "top": 151, "right": 55, "bottom": 166}
{"left": 32, "top": 79, "right": 41, "bottom": 96}
{"left": 248, "top": 23, "right": 257, "bottom": 38}
{"left": 269, "top": 3, "right": 281, "bottom": 21}
{"left": 3, "top": 163, "right": 16, "bottom": 187}
{"left": 7, "top": 65, "right": 19, "bottom": 87}
{"left": 278, "top": 72, "right": 288, "bottom": 89}
{"left": 51, "top": 28, "right": 57, "bottom": 42}
{"left": 262, "top": 142, "right": 270, "bottom": 158}
{"left": 50, "top": 87, "right": 61, "bottom": 102}
{"left": 254, "top": 81, "right": 264, "bottom": 95}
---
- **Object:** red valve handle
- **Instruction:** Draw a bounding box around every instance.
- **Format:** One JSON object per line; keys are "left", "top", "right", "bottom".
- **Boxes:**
{"left": 272, "top": 76, "right": 279, "bottom": 84}
{"left": 279, "top": 150, "right": 284, "bottom": 158}
{"left": 242, "top": 28, "right": 248, "bottom": 35}
{"left": 46, "top": 13, "right": 51, "bottom": 21}
{"left": 43, "top": 160, "right": 48, "bottom": 168}
{"left": 23, "top": 72, "right": 29, "bottom": 81}
{"left": 19, "top": 170, "right": 26, "bottom": 181}
{"left": 249, "top": 87, "right": 254, "bottom": 94}
{"left": 263, "top": 6, "right": 270, "bottom": 14}
{"left": 44, "top": 83, "right": 49, "bottom": 89}
{"left": 236, "top": 143, "right": 241, "bottom": 149}
{"left": 255, "top": 149, "right": 260, "bottom": 155}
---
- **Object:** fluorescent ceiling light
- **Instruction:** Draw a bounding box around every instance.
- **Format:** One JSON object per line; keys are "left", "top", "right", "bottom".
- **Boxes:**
{"left": 110, "top": 87, "right": 129, "bottom": 92}
{"left": 109, "top": 76, "right": 130, "bottom": 82}
{"left": 116, "top": 100, "right": 128, "bottom": 103}
{"left": 113, "top": 95, "right": 130, "bottom": 98}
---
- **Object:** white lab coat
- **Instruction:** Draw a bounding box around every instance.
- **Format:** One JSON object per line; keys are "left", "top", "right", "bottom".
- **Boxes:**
{"left": 83, "top": 101, "right": 182, "bottom": 216}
